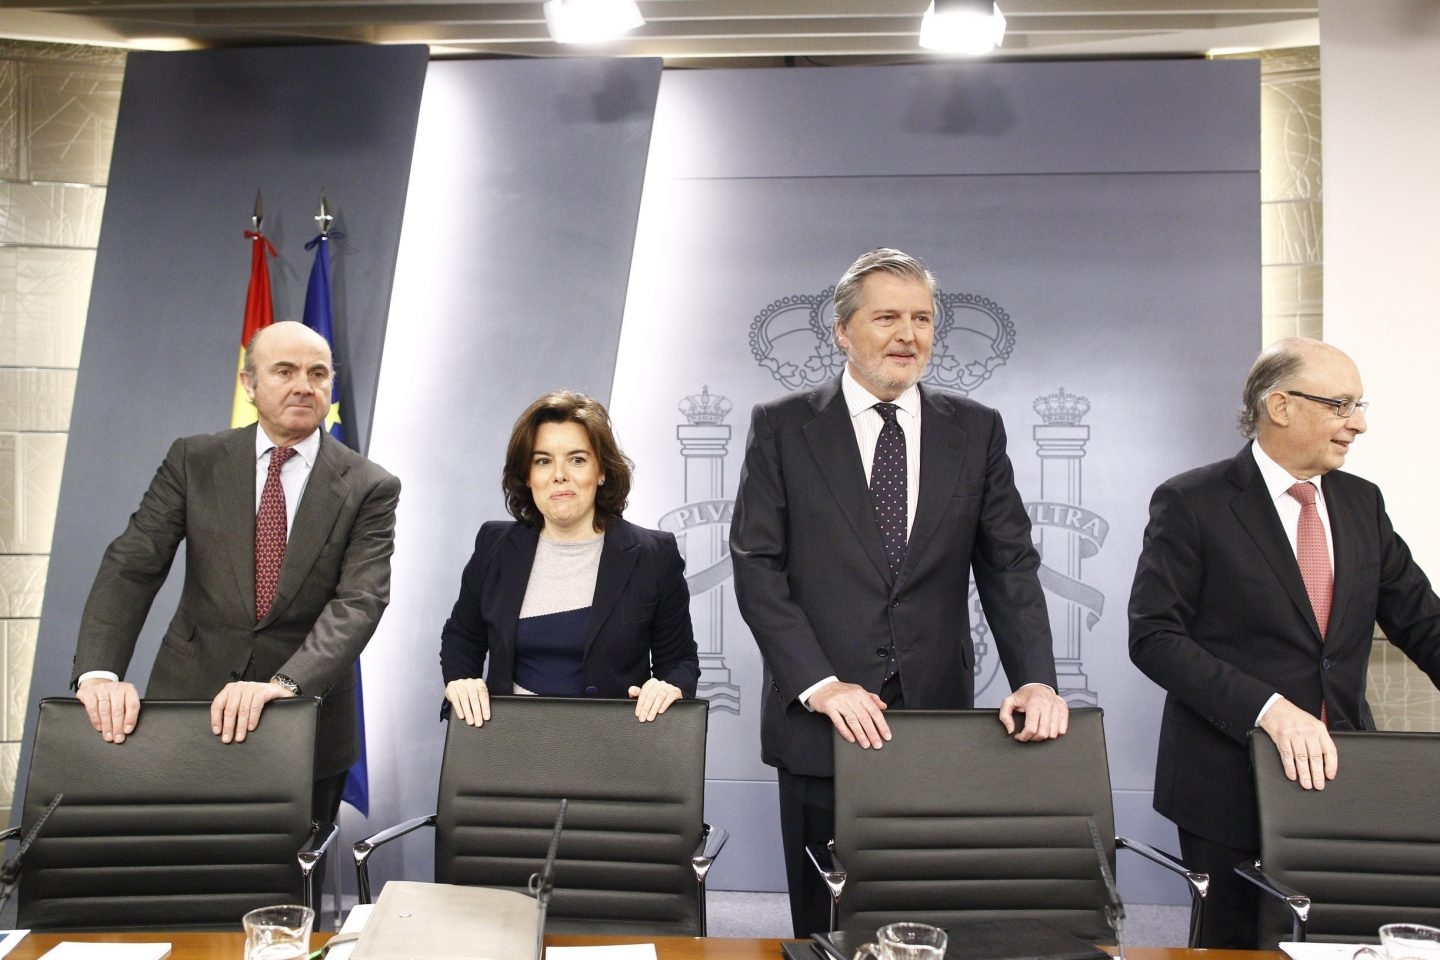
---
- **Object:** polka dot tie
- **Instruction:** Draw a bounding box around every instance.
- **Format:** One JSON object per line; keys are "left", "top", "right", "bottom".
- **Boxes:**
{"left": 255, "top": 446, "right": 296, "bottom": 621}
{"left": 1287, "top": 480, "right": 1331, "bottom": 725}
{"left": 870, "top": 403, "right": 908, "bottom": 579}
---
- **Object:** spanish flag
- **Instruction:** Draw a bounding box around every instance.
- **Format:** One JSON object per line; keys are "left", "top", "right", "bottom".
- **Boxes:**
{"left": 232, "top": 225, "right": 276, "bottom": 427}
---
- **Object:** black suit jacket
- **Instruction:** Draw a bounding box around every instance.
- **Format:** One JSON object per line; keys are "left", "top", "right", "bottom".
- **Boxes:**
{"left": 439, "top": 518, "right": 699, "bottom": 698}
{"left": 729, "top": 377, "right": 1057, "bottom": 778}
{"left": 74, "top": 425, "right": 400, "bottom": 778}
{"left": 1129, "top": 443, "right": 1440, "bottom": 848}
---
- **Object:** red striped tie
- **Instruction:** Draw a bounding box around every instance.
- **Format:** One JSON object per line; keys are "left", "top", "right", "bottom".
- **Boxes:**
{"left": 1287, "top": 481, "right": 1331, "bottom": 724}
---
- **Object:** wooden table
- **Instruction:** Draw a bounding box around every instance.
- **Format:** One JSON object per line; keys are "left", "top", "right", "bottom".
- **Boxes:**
{"left": 5, "top": 932, "right": 1277, "bottom": 960}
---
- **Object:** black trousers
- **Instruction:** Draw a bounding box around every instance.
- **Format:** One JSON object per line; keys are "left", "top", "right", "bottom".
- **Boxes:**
{"left": 1178, "top": 826, "right": 1260, "bottom": 949}
{"left": 307, "top": 770, "right": 348, "bottom": 922}
{"left": 777, "top": 675, "right": 904, "bottom": 938}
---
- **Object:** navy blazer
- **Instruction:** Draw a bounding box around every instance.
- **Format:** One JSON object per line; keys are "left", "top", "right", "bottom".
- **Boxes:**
{"left": 440, "top": 518, "right": 699, "bottom": 698}
{"left": 1129, "top": 444, "right": 1440, "bottom": 848}
{"left": 730, "top": 377, "right": 1056, "bottom": 778}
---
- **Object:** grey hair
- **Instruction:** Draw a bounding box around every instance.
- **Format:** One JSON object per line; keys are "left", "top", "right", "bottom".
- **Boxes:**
{"left": 831, "top": 248, "right": 939, "bottom": 346}
{"left": 243, "top": 321, "right": 336, "bottom": 379}
{"left": 1238, "top": 338, "right": 1309, "bottom": 437}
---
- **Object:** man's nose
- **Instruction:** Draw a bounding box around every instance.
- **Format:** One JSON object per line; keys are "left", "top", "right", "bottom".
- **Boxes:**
{"left": 1346, "top": 406, "right": 1367, "bottom": 433}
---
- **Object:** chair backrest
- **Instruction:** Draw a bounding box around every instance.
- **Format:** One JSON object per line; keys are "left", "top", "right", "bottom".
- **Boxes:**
{"left": 18, "top": 697, "right": 318, "bottom": 931}
{"left": 1251, "top": 729, "right": 1440, "bottom": 947}
{"left": 833, "top": 707, "right": 1116, "bottom": 940}
{"left": 434, "top": 696, "right": 707, "bottom": 936}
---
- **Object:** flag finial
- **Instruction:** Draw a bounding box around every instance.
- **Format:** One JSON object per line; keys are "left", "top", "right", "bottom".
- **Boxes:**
{"left": 252, "top": 190, "right": 263, "bottom": 232}
{"left": 315, "top": 191, "right": 332, "bottom": 237}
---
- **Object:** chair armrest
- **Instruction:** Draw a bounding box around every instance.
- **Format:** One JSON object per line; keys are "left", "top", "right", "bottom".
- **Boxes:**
{"left": 297, "top": 822, "right": 339, "bottom": 911}
{"left": 352, "top": 814, "right": 437, "bottom": 904}
{"left": 1117, "top": 835, "right": 1208, "bottom": 948}
{"left": 806, "top": 840, "right": 847, "bottom": 933}
{"left": 0, "top": 827, "right": 20, "bottom": 844}
{"left": 1235, "top": 861, "right": 1310, "bottom": 943}
{"left": 688, "top": 823, "right": 729, "bottom": 936}
{"left": 691, "top": 823, "right": 729, "bottom": 884}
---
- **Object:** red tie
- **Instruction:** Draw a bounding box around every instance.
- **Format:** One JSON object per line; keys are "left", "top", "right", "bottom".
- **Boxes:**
{"left": 255, "top": 446, "right": 297, "bottom": 620}
{"left": 1287, "top": 481, "right": 1331, "bottom": 723}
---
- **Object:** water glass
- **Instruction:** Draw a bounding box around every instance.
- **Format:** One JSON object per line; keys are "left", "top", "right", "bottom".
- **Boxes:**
{"left": 243, "top": 904, "right": 315, "bottom": 960}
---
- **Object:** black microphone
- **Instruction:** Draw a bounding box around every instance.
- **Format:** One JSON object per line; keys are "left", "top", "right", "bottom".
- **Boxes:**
{"left": 1087, "top": 817, "right": 1125, "bottom": 960}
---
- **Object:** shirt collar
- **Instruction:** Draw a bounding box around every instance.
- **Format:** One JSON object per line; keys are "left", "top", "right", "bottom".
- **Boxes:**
{"left": 1252, "top": 439, "right": 1324, "bottom": 503}
{"left": 255, "top": 426, "right": 322, "bottom": 468}
{"left": 841, "top": 367, "right": 922, "bottom": 422}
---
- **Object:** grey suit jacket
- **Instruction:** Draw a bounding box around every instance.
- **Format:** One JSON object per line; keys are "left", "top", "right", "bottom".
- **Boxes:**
{"left": 1129, "top": 444, "right": 1440, "bottom": 848}
{"left": 730, "top": 377, "right": 1057, "bottom": 778}
{"left": 73, "top": 424, "right": 400, "bottom": 778}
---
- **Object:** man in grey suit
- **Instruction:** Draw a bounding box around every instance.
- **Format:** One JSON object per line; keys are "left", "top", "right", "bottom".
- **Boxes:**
{"left": 731, "top": 248, "right": 1068, "bottom": 936}
{"left": 1129, "top": 338, "right": 1440, "bottom": 947}
{"left": 72, "top": 320, "right": 400, "bottom": 826}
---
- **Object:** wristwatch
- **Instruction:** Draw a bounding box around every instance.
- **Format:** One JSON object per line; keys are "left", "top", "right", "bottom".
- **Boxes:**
{"left": 269, "top": 674, "right": 302, "bottom": 697}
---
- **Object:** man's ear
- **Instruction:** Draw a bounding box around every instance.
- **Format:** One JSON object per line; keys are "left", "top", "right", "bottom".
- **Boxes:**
{"left": 833, "top": 319, "right": 849, "bottom": 352}
{"left": 240, "top": 371, "right": 257, "bottom": 404}
{"left": 1264, "top": 390, "right": 1291, "bottom": 427}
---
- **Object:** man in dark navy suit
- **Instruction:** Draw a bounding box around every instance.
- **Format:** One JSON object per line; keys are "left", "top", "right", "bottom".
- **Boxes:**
{"left": 731, "top": 248, "right": 1067, "bottom": 936}
{"left": 1130, "top": 337, "right": 1440, "bottom": 948}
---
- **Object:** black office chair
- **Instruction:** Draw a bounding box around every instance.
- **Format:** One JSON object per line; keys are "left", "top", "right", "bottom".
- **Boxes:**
{"left": 353, "top": 696, "right": 727, "bottom": 936}
{"left": 812, "top": 707, "right": 1206, "bottom": 945}
{"left": 1238, "top": 729, "right": 1440, "bottom": 948}
{"left": 4, "top": 697, "right": 336, "bottom": 931}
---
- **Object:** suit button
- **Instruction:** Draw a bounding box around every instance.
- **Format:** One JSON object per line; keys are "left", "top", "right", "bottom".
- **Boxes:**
{"left": 1321, "top": 658, "right": 1332, "bottom": 670}
{"left": 876, "top": 648, "right": 889, "bottom": 658}
{"left": 890, "top": 599, "right": 901, "bottom": 608}
{"left": 584, "top": 685, "right": 599, "bottom": 696}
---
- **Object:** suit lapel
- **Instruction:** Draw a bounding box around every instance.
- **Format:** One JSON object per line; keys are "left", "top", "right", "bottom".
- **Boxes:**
{"left": 217, "top": 425, "right": 259, "bottom": 621}
{"left": 263, "top": 433, "right": 346, "bottom": 628}
{"left": 1322, "top": 475, "right": 1359, "bottom": 636}
{"left": 1227, "top": 448, "right": 1324, "bottom": 641}
{"left": 902, "top": 387, "right": 967, "bottom": 583}
{"left": 495, "top": 524, "right": 539, "bottom": 661}
{"left": 585, "top": 520, "right": 638, "bottom": 652}
{"left": 802, "top": 379, "right": 893, "bottom": 584}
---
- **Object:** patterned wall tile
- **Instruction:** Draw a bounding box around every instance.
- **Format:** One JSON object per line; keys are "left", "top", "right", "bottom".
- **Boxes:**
{"left": 4, "top": 617, "right": 36, "bottom": 741}
{"left": 0, "top": 368, "right": 77, "bottom": 431}
{"left": 0, "top": 60, "right": 18, "bottom": 181}
{"left": 1260, "top": 73, "right": 1322, "bottom": 204}
{"left": 24, "top": 63, "right": 122, "bottom": 187}
{"left": 0, "top": 554, "right": 46, "bottom": 617}
{"left": 0, "top": 181, "right": 105, "bottom": 247}
{"left": 0, "top": 740, "right": 17, "bottom": 810}
{"left": 0, "top": 246, "right": 94, "bottom": 367}
{"left": 0, "top": 432, "right": 67, "bottom": 554}
{"left": 1368, "top": 638, "right": 1440, "bottom": 732}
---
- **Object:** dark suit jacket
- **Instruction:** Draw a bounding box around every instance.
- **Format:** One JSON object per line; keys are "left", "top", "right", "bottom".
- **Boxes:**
{"left": 729, "top": 377, "right": 1057, "bottom": 778}
{"left": 439, "top": 518, "right": 699, "bottom": 698}
{"left": 73, "top": 424, "right": 400, "bottom": 779}
{"left": 1129, "top": 443, "right": 1440, "bottom": 848}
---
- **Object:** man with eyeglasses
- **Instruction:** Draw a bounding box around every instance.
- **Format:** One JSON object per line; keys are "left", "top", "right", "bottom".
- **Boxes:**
{"left": 1128, "top": 337, "right": 1440, "bottom": 948}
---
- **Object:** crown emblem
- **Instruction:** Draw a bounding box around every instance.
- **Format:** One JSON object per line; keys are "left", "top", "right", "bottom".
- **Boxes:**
{"left": 749, "top": 285, "right": 1016, "bottom": 396}
{"left": 1033, "top": 386, "right": 1091, "bottom": 424}
{"left": 679, "top": 386, "right": 733, "bottom": 425}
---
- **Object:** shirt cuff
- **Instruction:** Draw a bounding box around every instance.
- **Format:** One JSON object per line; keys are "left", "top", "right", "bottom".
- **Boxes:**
{"left": 799, "top": 676, "right": 839, "bottom": 710}
{"left": 76, "top": 670, "right": 120, "bottom": 686}
{"left": 1255, "top": 692, "right": 1283, "bottom": 726}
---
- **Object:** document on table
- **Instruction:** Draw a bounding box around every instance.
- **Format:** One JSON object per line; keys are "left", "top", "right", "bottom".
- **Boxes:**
{"left": 545, "top": 946, "right": 657, "bottom": 960}
{"left": 0, "top": 931, "right": 28, "bottom": 960}
{"left": 37, "top": 943, "right": 171, "bottom": 960}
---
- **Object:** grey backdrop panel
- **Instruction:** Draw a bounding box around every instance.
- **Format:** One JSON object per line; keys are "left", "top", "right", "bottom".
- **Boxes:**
{"left": 17, "top": 44, "right": 427, "bottom": 823}
{"left": 606, "top": 59, "right": 1259, "bottom": 898}
{"left": 354, "top": 56, "right": 663, "bottom": 898}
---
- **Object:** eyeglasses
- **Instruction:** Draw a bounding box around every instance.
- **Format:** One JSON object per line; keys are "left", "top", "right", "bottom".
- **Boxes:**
{"left": 1285, "top": 390, "right": 1369, "bottom": 418}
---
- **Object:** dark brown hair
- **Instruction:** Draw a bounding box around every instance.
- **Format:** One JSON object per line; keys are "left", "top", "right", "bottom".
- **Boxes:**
{"left": 502, "top": 390, "right": 633, "bottom": 530}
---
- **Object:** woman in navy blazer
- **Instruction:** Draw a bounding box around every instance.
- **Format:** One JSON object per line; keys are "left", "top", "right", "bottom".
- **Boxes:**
{"left": 441, "top": 391, "right": 699, "bottom": 725}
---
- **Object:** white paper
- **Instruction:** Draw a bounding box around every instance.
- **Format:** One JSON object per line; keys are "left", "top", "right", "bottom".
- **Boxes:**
{"left": 0, "top": 931, "right": 29, "bottom": 960}
{"left": 1280, "top": 943, "right": 1364, "bottom": 960}
{"left": 545, "top": 945, "right": 658, "bottom": 960}
{"left": 38, "top": 943, "right": 171, "bottom": 960}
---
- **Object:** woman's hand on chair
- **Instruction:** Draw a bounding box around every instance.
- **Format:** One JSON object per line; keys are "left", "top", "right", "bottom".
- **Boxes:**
{"left": 446, "top": 677, "right": 492, "bottom": 727}
{"left": 628, "top": 678, "right": 681, "bottom": 722}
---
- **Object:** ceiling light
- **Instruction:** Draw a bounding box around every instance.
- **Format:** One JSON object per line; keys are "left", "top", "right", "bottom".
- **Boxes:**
{"left": 543, "top": 0, "right": 644, "bottom": 45}
{"left": 919, "top": 0, "right": 1007, "bottom": 55}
